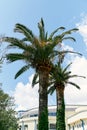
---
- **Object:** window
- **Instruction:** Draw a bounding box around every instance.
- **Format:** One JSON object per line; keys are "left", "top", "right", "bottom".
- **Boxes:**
{"left": 49, "top": 123, "right": 56, "bottom": 130}
{"left": 48, "top": 112, "right": 56, "bottom": 116}
{"left": 19, "top": 125, "right": 21, "bottom": 130}
{"left": 30, "top": 114, "right": 38, "bottom": 117}
{"left": 24, "top": 125, "right": 28, "bottom": 130}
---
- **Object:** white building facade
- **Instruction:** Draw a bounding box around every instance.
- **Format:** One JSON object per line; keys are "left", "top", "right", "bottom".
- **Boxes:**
{"left": 67, "top": 106, "right": 87, "bottom": 130}
{"left": 18, "top": 105, "right": 87, "bottom": 130}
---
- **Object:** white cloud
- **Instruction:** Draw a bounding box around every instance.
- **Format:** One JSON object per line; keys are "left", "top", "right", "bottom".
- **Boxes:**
{"left": 65, "top": 56, "right": 87, "bottom": 105}
{"left": 61, "top": 43, "right": 81, "bottom": 65}
{"left": 14, "top": 74, "right": 57, "bottom": 110}
{"left": 76, "top": 14, "right": 87, "bottom": 46}
{"left": 14, "top": 74, "right": 39, "bottom": 111}
{"left": 62, "top": 43, "right": 74, "bottom": 52}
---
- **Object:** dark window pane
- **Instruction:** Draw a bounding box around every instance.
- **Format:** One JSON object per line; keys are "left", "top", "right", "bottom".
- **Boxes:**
{"left": 50, "top": 123, "right": 56, "bottom": 129}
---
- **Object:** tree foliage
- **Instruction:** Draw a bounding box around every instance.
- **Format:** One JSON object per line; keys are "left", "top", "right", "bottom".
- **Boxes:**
{"left": 0, "top": 88, "right": 18, "bottom": 130}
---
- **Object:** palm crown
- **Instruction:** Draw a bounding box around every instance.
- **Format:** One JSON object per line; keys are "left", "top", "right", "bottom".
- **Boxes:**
{"left": 48, "top": 62, "right": 85, "bottom": 94}
{"left": 2, "top": 18, "right": 79, "bottom": 79}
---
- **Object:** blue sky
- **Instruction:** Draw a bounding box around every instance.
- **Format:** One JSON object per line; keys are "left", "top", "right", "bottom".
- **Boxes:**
{"left": 0, "top": 0, "right": 87, "bottom": 110}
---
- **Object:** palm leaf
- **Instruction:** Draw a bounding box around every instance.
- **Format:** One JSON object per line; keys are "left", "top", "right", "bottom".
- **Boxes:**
{"left": 62, "top": 36, "right": 76, "bottom": 42}
{"left": 15, "top": 64, "right": 30, "bottom": 79}
{"left": 45, "top": 32, "right": 48, "bottom": 41}
{"left": 58, "top": 50, "right": 82, "bottom": 56}
{"left": 63, "top": 63, "right": 72, "bottom": 73}
{"left": 32, "top": 73, "right": 39, "bottom": 87}
{"left": 14, "top": 23, "right": 34, "bottom": 42}
{"left": 53, "top": 35, "right": 63, "bottom": 44}
{"left": 61, "top": 28, "right": 78, "bottom": 37}
{"left": 6, "top": 53, "right": 26, "bottom": 62}
{"left": 48, "top": 27, "right": 65, "bottom": 40}
{"left": 3, "top": 37, "right": 28, "bottom": 50}
{"left": 38, "top": 18, "right": 45, "bottom": 41}
{"left": 48, "top": 86, "right": 55, "bottom": 95}
{"left": 52, "top": 28, "right": 78, "bottom": 45}
{"left": 67, "top": 81, "right": 80, "bottom": 89}
{"left": 67, "top": 74, "right": 86, "bottom": 79}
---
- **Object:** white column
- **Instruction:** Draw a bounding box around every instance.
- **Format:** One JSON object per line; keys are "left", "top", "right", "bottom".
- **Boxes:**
{"left": 34, "top": 120, "right": 37, "bottom": 130}
{"left": 21, "top": 121, "right": 24, "bottom": 130}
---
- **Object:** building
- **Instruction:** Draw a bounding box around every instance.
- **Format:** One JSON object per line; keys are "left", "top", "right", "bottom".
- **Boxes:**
{"left": 18, "top": 105, "right": 87, "bottom": 130}
{"left": 67, "top": 106, "right": 87, "bottom": 130}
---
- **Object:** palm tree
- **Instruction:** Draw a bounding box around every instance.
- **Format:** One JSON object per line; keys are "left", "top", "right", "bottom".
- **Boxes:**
{"left": 2, "top": 18, "right": 79, "bottom": 130}
{"left": 48, "top": 62, "right": 85, "bottom": 130}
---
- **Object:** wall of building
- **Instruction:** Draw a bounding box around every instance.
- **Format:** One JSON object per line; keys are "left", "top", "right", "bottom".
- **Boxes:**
{"left": 67, "top": 106, "right": 87, "bottom": 130}
{"left": 18, "top": 105, "right": 87, "bottom": 130}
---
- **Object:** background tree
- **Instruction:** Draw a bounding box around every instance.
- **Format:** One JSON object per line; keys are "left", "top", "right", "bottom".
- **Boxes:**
{"left": 48, "top": 62, "right": 85, "bottom": 130}
{"left": 2, "top": 18, "right": 79, "bottom": 130}
{"left": 0, "top": 88, "right": 18, "bottom": 130}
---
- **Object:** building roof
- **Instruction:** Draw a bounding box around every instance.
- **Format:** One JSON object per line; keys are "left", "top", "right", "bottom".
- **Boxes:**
{"left": 18, "top": 104, "right": 87, "bottom": 119}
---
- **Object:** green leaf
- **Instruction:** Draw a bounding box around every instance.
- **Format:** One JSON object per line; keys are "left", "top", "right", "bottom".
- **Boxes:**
{"left": 14, "top": 23, "right": 34, "bottom": 42}
{"left": 49, "top": 27, "right": 65, "bottom": 40}
{"left": 61, "top": 28, "right": 78, "bottom": 37}
{"left": 62, "top": 36, "right": 76, "bottom": 42}
{"left": 15, "top": 65, "right": 30, "bottom": 79}
{"left": 3, "top": 37, "right": 28, "bottom": 50}
{"left": 32, "top": 73, "right": 39, "bottom": 87}
{"left": 48, "top": 86, "right": 55, "bottom": 95}
{"left": 68, "top": 81, "right": 80, "bottom": 89}
{"left": 63, "top": 63, "right": 72, "bottom": 73}
{"left": 6, "top": 53, "right": 26, "bottom": 62}
{"left": 38, "top": 18, "right": 45, "bottom": 41}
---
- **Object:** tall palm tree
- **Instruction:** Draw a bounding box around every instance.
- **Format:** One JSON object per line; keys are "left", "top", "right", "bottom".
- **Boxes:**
{"left": 2, "top": 18, "right": 79, "bottom": 130}
{"left": 48, "top": 63, "right": 85, "bottom": 130}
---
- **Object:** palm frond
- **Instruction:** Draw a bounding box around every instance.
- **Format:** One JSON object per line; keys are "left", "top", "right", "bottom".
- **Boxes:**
{"left": 61, "top": 28, "right": 78, "bottom": 37}
{"left": 6, "top": 53, "right": 26, "bottom": 62}
{"left": 52, "top": 28, "right": 78, "bottom": 45}
{"left": 48, "top": 59, "right": 85, "bottom": 96}
{"left": 67, "top": 81, "right": 80, "bottom": 89}
{"left": 63, "top": 63, "right": 72, "bottom": 73}
{"left": 21, "top": 37, "right": 28, "bottom": 42}
{"left": 43, "top": 43, "right": 56, "bottom": 59}
{"left": 48, "top": 86, "right": 55, "bottom": 95}
{"left": 3, "top": 37, "right": 28, "bottom": 50}
{"left": 62, "top": 37, "right": 76, "bottom": 42}
{"left": 32, "top": 73, "right": 39, "bottom": 87}
{"left": 45, "top": 32, "right": 48, "bottom": 41}
{"left": 58, "top": 50, "right": 82, "bottom": 56}
{"left": 53, "top": 35, "right": 63, "bottom": 44}
{"left": 49, "top": 50, "right": 61, "bottom": 59}
{"left": 15, "top": 64, "right": 30, "bottom": 79}
{"left": 38, "top": 18, "right": 46, "bottom": 41}
{"left": 51, "top": 50, "right": 82, "bottom": 64}
{"left": 67, "top": 74, "right": 86, "bottom": 79}
{"left": 14, "top": 23, "right": 35, "bottom": 43}
{"left": 48, "top": 27, "right": 65, "bottom": 40}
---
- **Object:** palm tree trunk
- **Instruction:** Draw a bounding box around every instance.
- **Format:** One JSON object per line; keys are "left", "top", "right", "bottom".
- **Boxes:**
{"left": 38, "top": 69, "right": 49, "bottom": 130}
{"left": 56, "top": 86, "right": 66, "bottom": 130}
